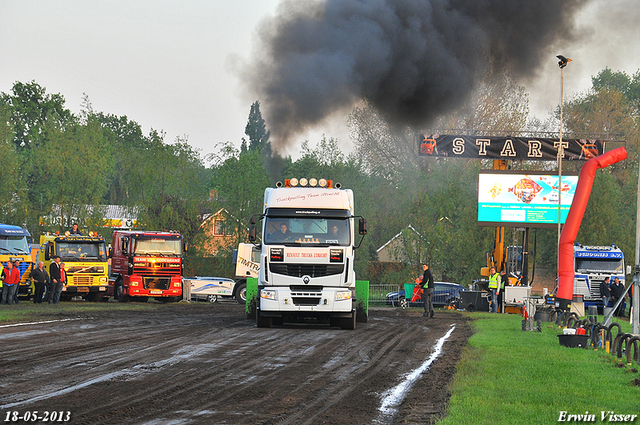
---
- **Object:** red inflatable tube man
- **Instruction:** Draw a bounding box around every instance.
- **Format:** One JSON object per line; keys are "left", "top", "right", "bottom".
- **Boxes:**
{"left": 556, "top": 146, "right": 627, "bottom": 310}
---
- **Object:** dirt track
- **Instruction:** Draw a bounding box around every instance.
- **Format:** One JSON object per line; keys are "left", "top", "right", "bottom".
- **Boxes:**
{"left": 0, "top": 303, "right": 471, "bottom": 425}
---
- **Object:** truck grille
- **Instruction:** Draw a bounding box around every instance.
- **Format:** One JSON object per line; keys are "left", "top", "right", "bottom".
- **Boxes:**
{"left": 269, "top": 264, "right": 344, "bottom": 277}
{"left": 290, "top": 285, "right": 322, "bottom": 306}
{"left": 143, "top": 277, "right": 171, "bottom": 290}
{"left": 73, "top": 276, "right": 94, "bottom": 284}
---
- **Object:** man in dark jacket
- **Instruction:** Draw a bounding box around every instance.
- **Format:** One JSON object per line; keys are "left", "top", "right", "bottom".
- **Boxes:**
{"left": 600, "top": 277, "right": 611, "bottom": 310}
{"left": 31, "top": 261, "right": 50, "bottom": 304}
{"left": 610, "top": 277, "right": 625, "bottom": 317}
{"left": 420, "top": 264, "right": 434, "bottom": 318}
{"left": 49, "top": 256, "right": 62, "bottom": 304}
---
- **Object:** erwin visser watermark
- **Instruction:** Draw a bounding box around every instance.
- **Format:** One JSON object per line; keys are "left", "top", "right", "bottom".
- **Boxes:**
{"left": 558, "top": 411, "right": 638, "bottom": 422}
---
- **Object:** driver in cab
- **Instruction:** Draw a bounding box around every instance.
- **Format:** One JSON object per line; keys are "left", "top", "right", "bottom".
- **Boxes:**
{"left": 271, "top": 222, "right": 292, "bottom": 242}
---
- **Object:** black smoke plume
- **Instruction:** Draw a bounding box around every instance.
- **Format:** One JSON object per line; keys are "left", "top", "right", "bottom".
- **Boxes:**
{"left": 245, "top": 0, "right": 586, "bottom": 150}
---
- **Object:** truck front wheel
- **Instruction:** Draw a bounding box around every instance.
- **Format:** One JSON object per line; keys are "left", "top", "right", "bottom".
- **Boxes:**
{"left": 235, "top": 282, "right": 247, "bottom": 304}
{"left": 339, "top": 311, "right": 356, "bottom": 330}
{"left": 256, "top": 309, "right": 271, "bottom": 328}
{"left": 116, "top": 280, "right": 129, "bottom": 303}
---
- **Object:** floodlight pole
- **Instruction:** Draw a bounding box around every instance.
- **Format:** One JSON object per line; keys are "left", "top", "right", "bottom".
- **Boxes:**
{"left": 633, "top": 162, "right": 640, "bottom": 334}
{"left": 557, "top": 59, "right": 567, "bottom": 273}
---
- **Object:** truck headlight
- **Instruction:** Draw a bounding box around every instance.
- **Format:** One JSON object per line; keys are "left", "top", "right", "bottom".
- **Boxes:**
{"left": 260, "top": 290, "right": 277, "bottom": 300}
{"left": 335, "top": 291, "right": 352, "bottom": 301}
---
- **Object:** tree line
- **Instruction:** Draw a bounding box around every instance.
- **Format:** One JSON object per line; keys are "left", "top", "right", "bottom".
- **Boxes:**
{"left": 1, "top": 67, "right": 639, "bottom": 285}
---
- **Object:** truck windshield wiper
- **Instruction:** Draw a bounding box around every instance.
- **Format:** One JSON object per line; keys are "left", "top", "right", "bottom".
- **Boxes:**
{"left": 61, "top": 256, "right": 82, "bottom": 261}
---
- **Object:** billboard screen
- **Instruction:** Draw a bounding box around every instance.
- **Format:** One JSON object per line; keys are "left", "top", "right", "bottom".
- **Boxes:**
{"left": 478, "top": 171, "right": 578, "bottom": 227}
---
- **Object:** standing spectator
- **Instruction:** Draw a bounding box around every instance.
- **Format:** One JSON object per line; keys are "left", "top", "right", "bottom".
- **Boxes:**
{"left": 498, "top": 269, "right": 507, "bottom": 312}
{"left": 31, "top": 261, "right": 50, "bottom": 304}
{"left": 600, "top": 276, "right": 611, "bottom": 311}
{"left": 70, "top": 223, "right": 82, "bottom": 235}
{"left": 12, "top": 260, "right": 21, "bottom": 304}
{"left": 49, "top": 256, "right": 63, "bottom": 304}
{"left": 420, "top": 264, "right": 434, "bottom": 318}
{"left": 610, "top": 277, "right": 625, "bottom": 317}
{"left": 1, "top": 261, "right": 21, "bottom": 305}
{"left": 488, "top": 266, "right": 501, "bottom": 313}
{"left": 60, "top": 262, "right": 67, "bottom": 288}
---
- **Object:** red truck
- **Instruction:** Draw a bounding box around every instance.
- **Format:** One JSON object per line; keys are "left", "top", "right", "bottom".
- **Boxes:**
{"left": 109, "top": 230, "right": 186, "bottom": 302}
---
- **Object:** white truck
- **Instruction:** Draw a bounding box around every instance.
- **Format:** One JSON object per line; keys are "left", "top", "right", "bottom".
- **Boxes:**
{"left": 249, "top": 178, "right": 366, "bottom": 329}
{"left": 573, "top": 243, "right": 626, "bottom": 308}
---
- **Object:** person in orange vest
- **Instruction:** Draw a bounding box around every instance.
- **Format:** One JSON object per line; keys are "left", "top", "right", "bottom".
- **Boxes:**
{"left": 60, "top": 263, "right": 67, "bottom": 284}
{"left": 12, "top": 260, "right": 21, "bottom": 304}
{"left": 1, "top": 261, "right": 21, "bottom": 305}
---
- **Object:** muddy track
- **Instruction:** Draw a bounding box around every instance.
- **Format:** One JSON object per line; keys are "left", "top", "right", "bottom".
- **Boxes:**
{"left": 0, "top": 304, "right": 471, "bottom": 425}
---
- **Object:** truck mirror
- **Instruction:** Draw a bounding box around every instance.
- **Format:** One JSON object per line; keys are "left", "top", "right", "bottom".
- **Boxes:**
{"left": 358, "top": 218, "right": 367, "bottom": 235}
{"left": 249, "top": 215, "right": 258, "bottom": 226}
{"left": 183, "top": 242, "right": 189, "bottom": 253}
{"left": 44, "top": 244, "right": 51, "bottom": 261}
{"left": 108, "top": 247, "right": 113, "bottom": 258}
{"left": 249, "top": 225, "right": 256, "bottom": 242}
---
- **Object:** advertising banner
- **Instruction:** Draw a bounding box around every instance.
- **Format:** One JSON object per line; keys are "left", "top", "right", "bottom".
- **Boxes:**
{"left": 478, "top": 172, "right": 578, "bottom": 227}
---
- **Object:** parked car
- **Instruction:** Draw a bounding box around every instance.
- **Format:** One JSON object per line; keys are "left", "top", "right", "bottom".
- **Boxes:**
{"left": 386, "top": 282, "right": 465, "bottom": 309}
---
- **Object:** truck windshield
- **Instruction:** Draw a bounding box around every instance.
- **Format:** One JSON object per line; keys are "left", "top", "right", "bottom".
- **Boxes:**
{"left": 133, "top": 238, "right": 182, "bottom": 256}
{"left": 575, "top": 258, "right": 624, "bottom": 274}
{"left": 0, "top": 236, "right": 30, "bottom": 254}
{"left": 264, "top": 217, "right": 350, "bottom": 246}
{"left": 56, "top": 242, "right": 107, "bottom": 261}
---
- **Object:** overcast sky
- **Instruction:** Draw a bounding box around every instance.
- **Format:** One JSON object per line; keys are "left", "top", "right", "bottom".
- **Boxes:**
{"left": 1, "top": 0, "right": 639, "bottom": 161}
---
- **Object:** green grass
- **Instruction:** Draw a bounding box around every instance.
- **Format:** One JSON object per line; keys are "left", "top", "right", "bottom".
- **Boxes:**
{"left": 439, "top": 312, "right": 640, "bottom": 425}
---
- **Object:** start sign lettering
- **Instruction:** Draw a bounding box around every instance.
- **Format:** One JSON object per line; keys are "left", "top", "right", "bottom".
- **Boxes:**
{"left": 417, "top": 134, "right": 614, "bottom": 161}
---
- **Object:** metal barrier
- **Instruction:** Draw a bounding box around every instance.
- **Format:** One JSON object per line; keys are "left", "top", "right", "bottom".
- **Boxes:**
{"left": 368, "top": 284, "right": 401, "bottom": 305}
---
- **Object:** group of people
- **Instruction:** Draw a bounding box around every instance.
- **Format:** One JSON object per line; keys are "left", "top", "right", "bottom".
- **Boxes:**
{"left": 0, "top": 256, "right": 67, "bottom": 305}
{"left": 599, "top": 276, "right": 627, "bottom": 317}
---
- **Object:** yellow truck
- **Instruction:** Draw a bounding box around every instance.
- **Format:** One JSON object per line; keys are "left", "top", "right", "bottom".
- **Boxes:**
{"left": 39, "top": 232, "right": 109, "bottom": 301}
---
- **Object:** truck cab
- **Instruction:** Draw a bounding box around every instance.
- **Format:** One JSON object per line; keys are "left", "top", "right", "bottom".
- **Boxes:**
{"left": 573, "top": 243, "right": 625, "bottom": 308}
{"left": 109, "top": 230, "right": 185, "bottom": 302}
{"left": 39, "top": 232, "right": 109, "bottom": 301}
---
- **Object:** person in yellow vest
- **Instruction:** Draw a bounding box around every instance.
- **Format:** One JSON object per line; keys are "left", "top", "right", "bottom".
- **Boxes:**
{"left": 488, "top": 266, "right": 501, "bottom": 313}
{"left": 420, "top": 264, "right": 434, "bottom": 318}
